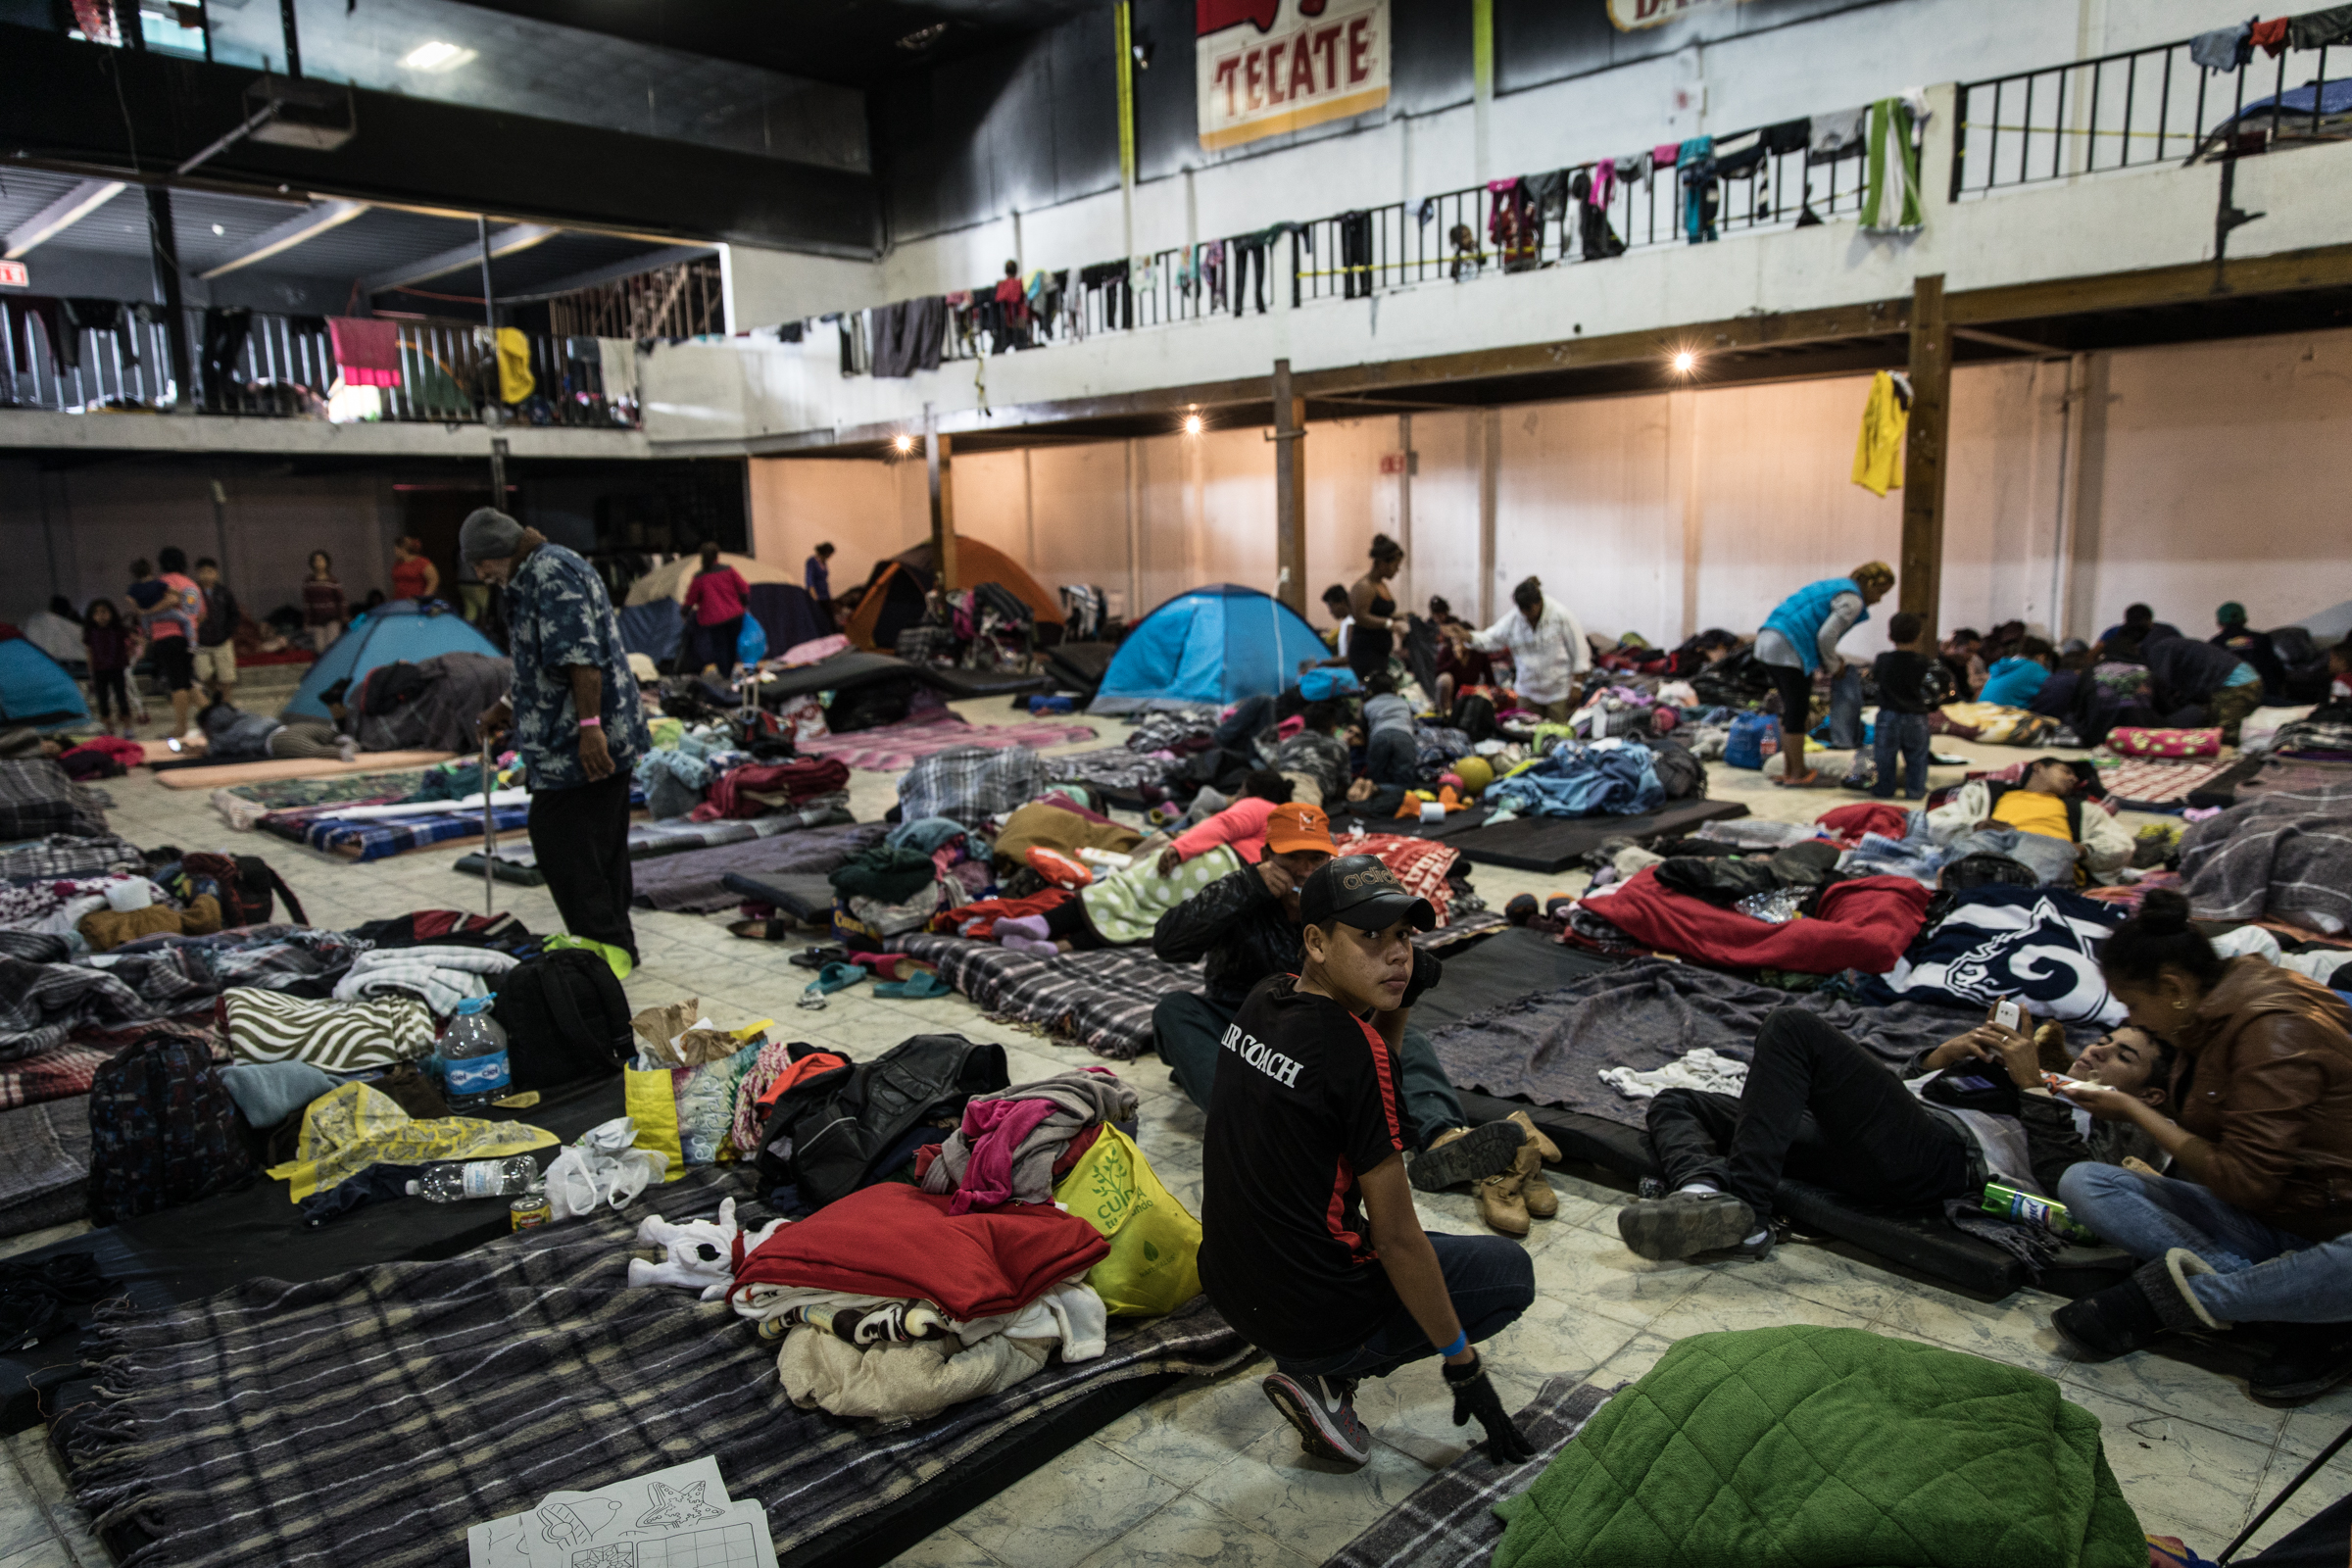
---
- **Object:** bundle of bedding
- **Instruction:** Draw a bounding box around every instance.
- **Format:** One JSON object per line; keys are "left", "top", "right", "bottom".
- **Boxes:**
{"left": 0, "top": 835, "right": 145, "bottom": 879}
{"left": 270, "top": 801, "right": 534, "bottom": 861}
{"left": 799, "top": 710, "right": 1098, "bottom": 772}
{"left": 2178, "top": 776, "right": 2352, "bottom": 934}
{"left": 1856, "top": 885, "right": 2129, "bottom": 1024}
{"left": 0, "top": 760, "right": 110, "bottom": 841}
{"left": 0, "top": 1098, "right": 93, "bottom": 1238}
{"left": 210, "top": 770, "right": 428, "bottom": 831}
{"left": 629, "top": 820, "right": 888, "bottom": 914}
{"left": 886, "top": 935, "right": 1206, "bottom": 1059}
{"left": 1575, "top": 869, "right": 1932, "bottom": 974}
{"left": 66, "top": 1167, "right": 1250, "bottom": 1568}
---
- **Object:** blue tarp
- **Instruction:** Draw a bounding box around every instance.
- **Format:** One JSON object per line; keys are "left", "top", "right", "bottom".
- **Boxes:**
{"left": 617, "top": 599, "right": 684, "bottom": 664}
{"left": 282, "top": 600, "right": 504, "bottom": 720}
{"left": 1090, "top": 584, "right": 1330, "bottom": 713}
{"left": 0, "top": 638, "right": 87, "bottom": 726}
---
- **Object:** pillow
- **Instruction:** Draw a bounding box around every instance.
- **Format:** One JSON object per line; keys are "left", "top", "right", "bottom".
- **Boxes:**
{"left": 2107, "top": 726, "right": 2221, "bottom": 759}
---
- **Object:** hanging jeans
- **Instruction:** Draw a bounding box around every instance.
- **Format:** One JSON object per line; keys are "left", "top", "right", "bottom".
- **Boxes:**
{"left": 1338, "top": 211, "right": 1374, "bottom": 299}
{"left": 1231, "top": 238, "right": 1271, "bottom": 316}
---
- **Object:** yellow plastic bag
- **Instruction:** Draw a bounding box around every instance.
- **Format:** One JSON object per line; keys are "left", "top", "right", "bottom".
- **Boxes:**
{"left": 624, "top": 1065, "right": 686, "bottom": 1181}
{"left": 1053, "top": 1124, "right": 1200, "bottom": 1316}
{"left": 265, "top": 1082, "right": 557, "bottom": 1202}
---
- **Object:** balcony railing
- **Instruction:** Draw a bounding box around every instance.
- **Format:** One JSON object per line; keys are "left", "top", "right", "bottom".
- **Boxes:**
{"left": 0, "top": 305, "right": 640, "bottom": 428}
{"left": 1953, "top": 32, "right": 2350, "bottom": 196}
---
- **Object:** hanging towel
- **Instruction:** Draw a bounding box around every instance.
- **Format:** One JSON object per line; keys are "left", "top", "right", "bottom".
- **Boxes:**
{"left": 1851, "top": 369, "right": 1909, "bottom": 497}
{"left": 2189, "top": 22, "right": 2253, "bottom": 69}
{"left": 2250, "top": 16, "right": 2290, "bottom": 55}
{"left": 494, "top": 326, "right": 535, "bottom": 404}
{"left": 597, "top": 337, "right": 638, "bottom": 402}
{"left": 1810, "top": 106, "right": 1866, "bottom": 158}
{"left": 2289, "top": 4, "right": 2352, "bottom": 47}
{"left": 1859, "top": 95, "right": 1924, "bottom": 235}
{"left": 327, "top": 317, "right": 402, "bottom": 389}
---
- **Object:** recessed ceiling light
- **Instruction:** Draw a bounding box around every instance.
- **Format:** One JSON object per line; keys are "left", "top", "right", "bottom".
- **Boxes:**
{"left": 211, "top": 222, "right": 225, "bottom": 234}
{"left": 401, "top": 39, "right": 475, "bottom": 71}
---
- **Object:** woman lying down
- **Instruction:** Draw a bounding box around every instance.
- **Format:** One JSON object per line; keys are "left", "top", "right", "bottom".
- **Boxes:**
{"left": 1613, "top": 1003, "right": 2174, "bottom": 1262}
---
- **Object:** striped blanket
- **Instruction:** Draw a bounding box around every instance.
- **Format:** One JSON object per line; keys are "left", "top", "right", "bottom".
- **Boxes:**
{"left": 0, "top": 1042, "right": 111, "bottom": 1111}
{"left": 267, "top": 802, "right": 535, "bottom": 861}
{"left": 799, "top": 710, "right": 1098, "bottom": 772}
{"left": 0, "top": 1096, "right": 92, "bottom": 1239}
{"left": 72, "top": 1167, "right": 1249, "bottom": 1568}
{"left": 220, "top": 988, "right": 434, "bottom": 1070}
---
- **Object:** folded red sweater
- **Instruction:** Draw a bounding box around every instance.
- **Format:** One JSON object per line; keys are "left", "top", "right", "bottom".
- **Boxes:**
{"left": 1592, "top": 868, "right": 1931, "bottom": 975}
{"left": 731, "top": 1182, "right": 1108, "bottom": 1321}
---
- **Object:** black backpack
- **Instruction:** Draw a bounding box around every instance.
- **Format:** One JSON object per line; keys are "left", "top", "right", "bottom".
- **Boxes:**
{"left": 492, "top": 949, "right": 633, "bottom": 1091}
{"left": 86, "top": 1030, "right": 256, "bottom": 1224}
{"left": 1450, "top": 694, "right": 1498, "bottom": 743}
{"left": 180, "top": 852, "right": 307, "bottom": 929}
{"left": 755, "top": 1034, "right": 1007, "bottom": 1208}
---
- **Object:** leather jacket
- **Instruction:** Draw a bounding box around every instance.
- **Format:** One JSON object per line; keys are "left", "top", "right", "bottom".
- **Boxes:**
{"left": 2170, "top": 957, "right": 2352, "bottom": 1241}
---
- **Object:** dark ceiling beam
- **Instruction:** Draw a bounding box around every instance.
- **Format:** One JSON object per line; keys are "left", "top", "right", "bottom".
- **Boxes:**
{"left": 0, "top": 29, "right": 879, "bottom": 255}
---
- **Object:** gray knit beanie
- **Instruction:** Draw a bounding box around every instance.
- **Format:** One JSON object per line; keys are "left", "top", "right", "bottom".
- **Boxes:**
{"left": 460, "top": 508, "right": 526, "bottom": 563}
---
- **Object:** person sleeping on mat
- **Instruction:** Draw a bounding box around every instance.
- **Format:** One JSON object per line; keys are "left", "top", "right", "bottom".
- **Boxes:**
{"left": 1614, "top": 1002, "right": 2176, "bottom": 1263}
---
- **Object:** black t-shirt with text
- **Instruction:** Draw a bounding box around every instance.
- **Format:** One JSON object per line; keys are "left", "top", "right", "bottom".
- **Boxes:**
{"left": 1199, "top": 974, "right": 1410, "bottom": 1360}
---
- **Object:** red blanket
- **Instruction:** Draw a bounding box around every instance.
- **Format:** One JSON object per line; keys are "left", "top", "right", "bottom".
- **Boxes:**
{"left": 733, "top": 1182, "right": 1108, "bottom": 1321}
{"left": 691, "top": 757, "right": 852, "bottom": 821}
{"left": 1816, "top": 802, "right": 1909, "bottom": 844}
{"left": 1591, "top": 869, "right": 1932, "bottom": 975}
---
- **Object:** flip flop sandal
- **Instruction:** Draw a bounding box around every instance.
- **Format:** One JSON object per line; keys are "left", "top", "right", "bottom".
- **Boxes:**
{"left": 789, "top": 944, "right": 847, "bottom": 971}
{"left": 874, "top": 970, "right": 952, "bottom": 1001}
{"left": 728, "top": 916, "right": 795, "bottom": 942}
{"left": 810, "top": 961, "right": 867, "bottom": 995}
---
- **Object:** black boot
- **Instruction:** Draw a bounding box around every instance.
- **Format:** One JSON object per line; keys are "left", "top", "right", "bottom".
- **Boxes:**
{"left": 2052, "top": 1276, "right": 2169, "bottom": 1361}
{"left": 2249, "top": 1323, "right": 2352, "bottom": 1403}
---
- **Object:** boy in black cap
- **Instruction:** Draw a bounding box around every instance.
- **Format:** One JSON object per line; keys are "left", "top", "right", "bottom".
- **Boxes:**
{"left": 1199, "top": 854, "right": 1536, "bottom": 1470}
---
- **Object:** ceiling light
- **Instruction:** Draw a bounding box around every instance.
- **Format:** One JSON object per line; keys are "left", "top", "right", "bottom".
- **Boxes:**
{"left": 1670, "top": 350, "right": 1696, "bottom": 374}
{"left": 892, "top": 433, "right": 914, "bottom": 455}
{"left": 400, "top": 39, "right": 475, "bottom": 72}
{"left": 211, "top": 222, "right": 225, "bottom": 235}
{"left": 1182, "top": 413, "right": 1202, "bottom": 436}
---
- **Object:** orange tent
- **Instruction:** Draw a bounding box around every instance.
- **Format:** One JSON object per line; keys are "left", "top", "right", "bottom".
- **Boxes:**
{"left": 845, "top": 535, "right": 1065, "bottom": 651}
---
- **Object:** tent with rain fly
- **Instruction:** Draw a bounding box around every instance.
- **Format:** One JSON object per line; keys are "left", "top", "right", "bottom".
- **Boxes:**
{"left": 0, "top": 636, "right": 88, "bottom": 727}
{"left": 845, "top": 536, "right": 1066, "bottom": 652}
{"left": 1089, "top": 584, "right": 1328, "bottom": 714}
{"left": 281, "top": 600, "right": 504, "bottom": 720}
{"left": 623, "top": 552, "right": 804, "bottom": 608}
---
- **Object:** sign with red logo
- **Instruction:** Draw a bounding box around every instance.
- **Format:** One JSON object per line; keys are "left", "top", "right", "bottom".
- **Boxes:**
{"left": 1607, "top": 0, "right": 1755, "bottom": 30}
{"left": 0, "top": 262, "right": 27, "bottom": 289}
{"left": 1197, "top": 0, "right": 1389, "bottom": 152}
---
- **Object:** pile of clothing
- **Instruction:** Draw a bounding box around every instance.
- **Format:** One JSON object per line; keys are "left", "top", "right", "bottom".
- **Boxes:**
{"left": 1487, "top": 741, "right": 1666, "bottom": 820}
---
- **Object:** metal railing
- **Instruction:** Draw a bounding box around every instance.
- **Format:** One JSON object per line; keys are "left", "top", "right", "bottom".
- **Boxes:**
{"left": 1953, "top": 32, "right": 2349, "bottom": 196}
{"left": 0, "top": 304, "right": 640, "bottom": 427}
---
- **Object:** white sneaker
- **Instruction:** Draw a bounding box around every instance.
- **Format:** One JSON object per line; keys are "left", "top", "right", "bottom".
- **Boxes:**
{"left": 1262, "top": 1372, "right": 1371, "bottom": 1467}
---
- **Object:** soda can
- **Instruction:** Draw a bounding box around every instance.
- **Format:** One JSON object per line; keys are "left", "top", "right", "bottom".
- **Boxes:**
{"left": 510, "top": 1190, "right": 553, "bottom": 1231}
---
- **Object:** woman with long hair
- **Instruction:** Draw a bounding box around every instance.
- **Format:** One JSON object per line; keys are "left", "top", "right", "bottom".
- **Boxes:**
{"left": 1346, "top": 533, "right": 1405, "bottom": 682}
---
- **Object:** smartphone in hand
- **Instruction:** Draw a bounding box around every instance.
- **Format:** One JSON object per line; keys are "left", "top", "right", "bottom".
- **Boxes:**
{"left": 1994, "top": 1000, "right": 2022, "bottom": 1031}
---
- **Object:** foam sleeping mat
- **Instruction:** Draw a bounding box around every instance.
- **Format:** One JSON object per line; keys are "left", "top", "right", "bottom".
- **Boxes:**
{"left": 152, "top": 750, "right": 458, "bottom": 789}
{"left": 920, "top": 664, "right": 1053, "bottom": 699}
{"left": 721, "top": 870, "right": 837, "bottom": 920}
{"left": 1409, "top": 928, "right": 1624, "bottom": 1033}
{"left": 1446, "top": 797, "right": 1750, "bottom": 873}
{"left": 1450, "top": 1088, "right": 2132, "bottom": 1301}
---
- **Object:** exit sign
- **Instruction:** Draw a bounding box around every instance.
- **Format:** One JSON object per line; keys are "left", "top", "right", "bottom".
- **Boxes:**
{"left": 0, "top": 262, "right": 25, "bottom": 288}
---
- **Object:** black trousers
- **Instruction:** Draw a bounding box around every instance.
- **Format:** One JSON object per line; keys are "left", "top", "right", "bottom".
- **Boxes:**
{"left": 91, "top": 668, "right": 129, "bottom": 720}
{"left": 1643, "top": 1008, "right": 1969, "bottom": 1216}
{"left": 697, "top": 615, "right": 743, "bottom": 678}
{"left": 1232, "top": 239, "right": 1270, "bottom": 315}
{"left": 1339, "top": 211, "right": 1373, "bottom": 298}
{"left": 529, "top": 771, "right": 638, "bottom": 960}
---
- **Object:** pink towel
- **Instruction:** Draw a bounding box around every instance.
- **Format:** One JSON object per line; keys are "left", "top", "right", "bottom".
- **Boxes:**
{"left": 328, "top": 317, "right": 403, "bottom": 389}
{"left": 951, "top": 1098, "right": 1059, "bottom": 1215}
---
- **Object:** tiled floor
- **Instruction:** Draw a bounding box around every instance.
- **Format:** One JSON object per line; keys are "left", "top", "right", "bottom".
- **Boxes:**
{"left": 0, "top": 697, "right": 2341, "bottom": 1568}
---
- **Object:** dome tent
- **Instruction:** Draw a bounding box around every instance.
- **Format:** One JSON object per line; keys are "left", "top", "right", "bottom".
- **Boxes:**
{"left": 282, "top": 601, "right": 504, "bottom": 720}
{"left": 1089, "top": 584, "right": 1329, "bottom": 714}
{"left": 845, "top": 536, "right": 1066, "bottom": 653}
{"left": 0, "top": 637, "right": 88, "bottom": 727}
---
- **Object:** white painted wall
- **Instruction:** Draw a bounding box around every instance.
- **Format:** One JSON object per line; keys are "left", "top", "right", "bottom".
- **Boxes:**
{"left": 747, "top": 324, "right": 2352, "bottom": 648}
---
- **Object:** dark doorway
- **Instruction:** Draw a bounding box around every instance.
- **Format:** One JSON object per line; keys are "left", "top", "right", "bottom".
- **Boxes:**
{"left": 402, "top": 487, "right": 493, "bottom": 609}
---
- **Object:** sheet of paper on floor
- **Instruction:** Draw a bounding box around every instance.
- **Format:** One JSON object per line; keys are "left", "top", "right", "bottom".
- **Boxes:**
{"left": 466, "top": 1454, "right": 778, "bottom": 1568}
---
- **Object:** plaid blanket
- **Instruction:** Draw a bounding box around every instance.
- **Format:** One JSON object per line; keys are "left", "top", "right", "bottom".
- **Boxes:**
{"left": 0, "top": 1095, "right": 91, "bottom": 1238}
{"left": 899, "top": 746, "right": 1051, "bottom": 827}
{"left": 2088, "top": 754, "right": 2241, "bottom": 808}
{"left": 889, "top": 934, "right": 1207, "bottom": 1059}
{"left": 271, "top": 803, "right": 535, "bottom": 861}
{"left": 0, "top": 1042, "right": 110, "bottom": 1111}
{"left": 1324, "top": 1379, "right": 1615, "bottom": 1568}
{"left": 0, "top": 834, "right": 144, "bottom": 880}
{"left": 74, "top": 1167, "right": 1249, "bottom": 1568}
{"left": 801, "top": 710, "right": 1098, "bottom": 772}
{"left": 0, "top": 950, "right": 211, "bottom": 1060}
{"left": 2180, "top": 777, "right": 2352, "bottom": 931}
{"left": 0, "top": 760, "right": 109, "bottom": 842}
{"left": 211, "top": 770, "right": 428, "bottom": 830}
{"left": 1045, "top": 746, "right": 1179, "bottom": 794}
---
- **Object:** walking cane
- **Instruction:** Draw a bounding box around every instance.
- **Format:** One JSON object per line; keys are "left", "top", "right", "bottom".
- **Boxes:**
{"left": 479, "top": 731, "right": 497, "bottom": 915}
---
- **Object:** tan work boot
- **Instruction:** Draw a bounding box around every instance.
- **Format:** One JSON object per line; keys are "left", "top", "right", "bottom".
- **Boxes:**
{"left": 1476, "top": 1148, "right": 1533, "bottom": 1237}
{"left": 1506, "top": 1110, "right": 1561, "bottom": 1164}
{"left": 1515, "top": 1140, "right": 1559, "bottom": 1220}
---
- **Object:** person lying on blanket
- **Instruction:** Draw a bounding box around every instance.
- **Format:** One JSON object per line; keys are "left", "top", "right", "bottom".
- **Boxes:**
{"left": 1930, "top": 757, "right": 2133, "bottom": 887}
{"left": 1200, "top": 855, "right": 1538, "bottom": 1471}
{"left": 1613, "top": 1003, "right": 2177, "bottom": 1264}
{"left": 1151, "top": 805, "right": 1556, "bottom": 1235}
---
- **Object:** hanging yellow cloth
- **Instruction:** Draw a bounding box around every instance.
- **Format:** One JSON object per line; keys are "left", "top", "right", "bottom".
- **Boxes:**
{"left": 495, "top": 326, "right": 536, "bottom": 405}
{"left": 266, "top": 1082, "right": 557, "bottom": 1201}
{"left": 1851, "top": 369, "right": 1908, "bottom": 497}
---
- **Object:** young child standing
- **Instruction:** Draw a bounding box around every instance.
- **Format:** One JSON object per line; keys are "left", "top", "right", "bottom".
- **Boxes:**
{"left": 81, "top": 599, "right": 135, "bottom": 737}
{"left": 1870, "top": 610, "right": 1940, "bottom": 801}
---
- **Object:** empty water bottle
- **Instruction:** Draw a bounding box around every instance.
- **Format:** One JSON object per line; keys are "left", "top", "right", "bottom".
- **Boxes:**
{"left": 407, "top": 1155, "right": 541, "bottom": 1203}
{"left": 439, "top": 996, "right": 511, "bottom": 1110}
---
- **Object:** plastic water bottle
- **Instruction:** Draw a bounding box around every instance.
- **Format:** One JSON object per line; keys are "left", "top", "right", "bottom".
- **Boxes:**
{"left": 439, "top": 996, "right": 511, "bottom": 1111}
{"left": 1982, "top": 1182, "right": 2097, "bottom": 1244}
{"left": 408, "top": 1155, "right": 541, "bottom": 1203}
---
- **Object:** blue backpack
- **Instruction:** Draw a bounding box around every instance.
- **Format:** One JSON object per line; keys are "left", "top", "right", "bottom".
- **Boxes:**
{"left": 1724, "top": 712, "right": 1782, "bottom": 770}
{"left": 1299, "top": 668, "right": 1360, "bottom": 702}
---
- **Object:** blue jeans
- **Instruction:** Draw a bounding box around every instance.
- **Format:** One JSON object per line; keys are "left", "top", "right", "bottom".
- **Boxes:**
{"left": 1871, "top": 710, "right": 1932, "bottom": 799}
{"left": 1273, "top": 1233, "right": 1536, "bottom": 1382}
{"left": 2058, "top": 1163, "right": 2352, "bottom": 1325}
{"left": 1827, "top": 665, "right": 1866, "bottom": 751}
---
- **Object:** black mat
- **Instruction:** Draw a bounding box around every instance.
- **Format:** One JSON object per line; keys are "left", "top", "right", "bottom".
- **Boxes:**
{"left": 1446, "top": 798, "right": 1750, "bottom": 874}
{"left": 760, "top": 652, "right": 918, "bottom": 703}
{"left": 1452, "top": 1089, "right": 2132, "bottom": 1302}
{"left": 0, "top": 1072, "right": 626, "bottom": 1433}
{"left": 722, "top": 870, "right": 837, "bottom": 920}
{"left": 1412, "top": 928, "right": 1623, "bottom": 1033}
{"left": 922, "top": 665, "right": 1053, "bottom": 700}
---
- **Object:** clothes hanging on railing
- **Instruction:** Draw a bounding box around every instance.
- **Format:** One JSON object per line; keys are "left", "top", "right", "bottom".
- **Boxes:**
{"left": 1676, "top": 137, "right": 1718, "bottom": 244}
{"left": 1487, "top": 177, "right": 1537, "bottom": 270}
{"left": 1809, "top": 107, "right": 1867, "bottom": 159}
{"left": 597, "top": 338, "right": 638, "bottom": 403}
{"left": 2189, "top": 23, "right": 2253, "bottom": 70}
{"left": 1200, "top": 240, "right": 1227, "bottom": 311}
{"left": 494, "top": 327, "right": 535, "bottom": 404}
{"left": 199, "top": 307, "right": 252, "bottom": 407}
{"left": 1229, "top": 238, "right": 1271, "bottom": 315}
{"left": 328, "top": 317, "right": 402, "bottom": 388}
{"left": 2250, "top": 16, "right": 2291, "bottom": 55}
{"left": 870, "top": 297, "right": 947, "bottom": 378}
{"left": 1526, "top": 170, "right": 1571, "bottom": 222}
{"left": 1569, "top": 171, "right": 1627, "bottom": 260}
{"left": 63, "top": 299, "right": 137, "bottom": 368}
{"left": 1338, "top": 211, "right": 1374, "bottom": 298}
{"left": 1859, "top": 94, "right": 1927, "bottom": 235}
{"left": 2289, "top": 5, "right": 2352, "bottom": 47}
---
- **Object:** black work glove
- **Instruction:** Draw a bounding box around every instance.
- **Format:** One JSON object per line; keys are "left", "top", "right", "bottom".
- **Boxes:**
{"left": 1444, "top": 1349, "right": 1535, "bottom": 1464}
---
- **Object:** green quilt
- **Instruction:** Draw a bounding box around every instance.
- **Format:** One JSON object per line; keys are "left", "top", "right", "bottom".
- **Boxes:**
{"left": 1494, "top": 1326, "right": 2143, "bottom": 1568}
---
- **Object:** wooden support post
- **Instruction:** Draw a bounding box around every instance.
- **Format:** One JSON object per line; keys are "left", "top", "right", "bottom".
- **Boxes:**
{"left": 1899, "top": 273, "right": 1951, "bottom": 643}
{"left": 925, "top": 415, "right": 958, "bottom": 592}
{"left": 1272, "top": 358, "right": 1305, "bottom": 614}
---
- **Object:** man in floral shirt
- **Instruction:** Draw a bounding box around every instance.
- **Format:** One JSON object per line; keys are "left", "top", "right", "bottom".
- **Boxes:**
{"left": 466, "top": 508, "right": 651, "bottom": 968}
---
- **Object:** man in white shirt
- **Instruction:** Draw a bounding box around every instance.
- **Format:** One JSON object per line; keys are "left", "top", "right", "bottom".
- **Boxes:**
{"left": 1453, "top": 577, "right": 1589, "bottom": 721}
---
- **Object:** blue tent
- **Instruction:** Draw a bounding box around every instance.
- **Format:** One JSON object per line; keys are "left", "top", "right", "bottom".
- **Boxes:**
{"left": 282, "top": 600, "right": 504, "bottom": 720}
{"left": 0, "top": 638, "right": 87, "bottom": 727}
{"left": 1090, "top": 583, "right": 1330, "bottom": 713}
